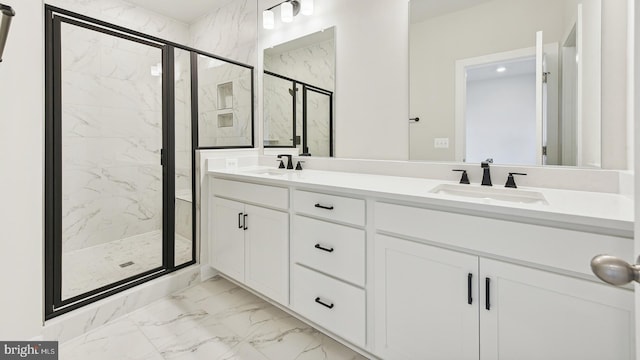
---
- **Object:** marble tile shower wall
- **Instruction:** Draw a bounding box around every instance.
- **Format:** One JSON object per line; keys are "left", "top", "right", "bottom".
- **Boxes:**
{"left": 263, "top": 75, "right": 294, "bottom": 146}
{"left": 50, "top": 0, "right": 190, "bottom": 252}
{"left": 60, "top": 24, "right": 164, "bottom": 252}
{"left": 263, "top": 39, "right": 335, "bottom": 153}
{"left": 49, "top": 0, "right": 260, "bottom": 251}
{"left": 46, "top": 0, "right": 190, "bottom": 44}
{"left": 198, "top": 59, "right": 253, "bottom": 147}
{"left": 189, "top": 0, "right": 258, "bottom": 65}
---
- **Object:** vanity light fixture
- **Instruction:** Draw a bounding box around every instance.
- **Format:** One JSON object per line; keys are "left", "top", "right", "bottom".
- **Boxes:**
{"left": 263, "top": 9, "right": 275, "bottom": 29}
{"left": 263, "top": 0, "right": 312, "bottom": 29}
{"left": 281, "top": 1, "right": 294, "bottom": 23}
{"left": 496, "top": 66, "right": 507, "bottom": 73}
{"left": 0, "top": 3, "right": 15, "bottom": 63}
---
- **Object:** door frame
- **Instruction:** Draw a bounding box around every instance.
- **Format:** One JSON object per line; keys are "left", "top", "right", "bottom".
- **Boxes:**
{"left": 454, "top": 46, "right": 537, "bottom": 163}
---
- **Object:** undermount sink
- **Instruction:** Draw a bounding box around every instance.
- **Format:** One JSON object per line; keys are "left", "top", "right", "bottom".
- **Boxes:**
{"left": 242, "top": 168, "right": 291, "bottom": 177}
{"left": 430, "top": 184, "right": 549, "bottom": 205}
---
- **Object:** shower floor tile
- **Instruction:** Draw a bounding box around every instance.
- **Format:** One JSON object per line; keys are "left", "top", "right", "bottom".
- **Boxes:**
{"left": 60, "top": 276, "right": 368, "bottom": 360}
{"left": 62, "top": 230, "right": 192, "bottom": 299}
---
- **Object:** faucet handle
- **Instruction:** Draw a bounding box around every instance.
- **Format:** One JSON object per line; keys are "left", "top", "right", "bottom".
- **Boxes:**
{"left": 295, "top": 160, "right": 305, "bottom": 171}
{"left": 276, "top": 158, "right": 285, "bottom": 169}
{"left": 452, "top": 169, "right": 470, "bottom": 184}
{"left": 505, "top": 172, "right": 527, "bottom": 188}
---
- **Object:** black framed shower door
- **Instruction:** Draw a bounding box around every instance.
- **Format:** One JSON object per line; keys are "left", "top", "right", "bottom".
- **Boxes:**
{"left": 44, "top": 6, "right": 196, "bottom": 319}
{"left": 263, "top": 70, "right": 333, "bottom": 156}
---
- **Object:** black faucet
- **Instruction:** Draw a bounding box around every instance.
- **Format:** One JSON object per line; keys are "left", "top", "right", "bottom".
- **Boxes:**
{"left": 481, "top": 158, "right": 493, "bottom": 186}
{"left": 277, "top": 154, "right": 294, "bottom": 170}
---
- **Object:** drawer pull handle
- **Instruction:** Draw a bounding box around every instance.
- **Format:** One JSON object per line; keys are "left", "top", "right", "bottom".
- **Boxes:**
{"left": 468, "top": 273, "right": 473, "bottom": 305}
{"left": 243, "top": 214, "right": 248, "bottom": 230}
{"left": 314, "top": 203, "right": 334, "bottom": 210}
{"left": 485, "top": 277, "right": 491, "bottom": 311}
{"left": 315, "top": 297, "right": 334, "bottom": 309}
{"left": 314, "top": 244, "right": 334, "bottom": 253}
{"left": 238, "top": 213, "right": 243, "bottom": 229}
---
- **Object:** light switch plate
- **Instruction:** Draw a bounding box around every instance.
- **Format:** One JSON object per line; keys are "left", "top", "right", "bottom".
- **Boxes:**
{"left": 434, "top": 138, "right": 449, "bottom": 149}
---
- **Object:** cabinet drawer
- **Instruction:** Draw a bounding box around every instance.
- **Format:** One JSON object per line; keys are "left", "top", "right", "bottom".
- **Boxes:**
{"left": 292, "top": 265, "right": 366, "bottom": 347}
{"left": 293, "top": 190, "right": 365, "bottom": 226}
{"left": 375, "top": 202, "right": 633, "bottom": 277}
{"left": 292, "top": 215, "right": 365, "bottom": 286}
{"left": 212, "top": 178, "right": 288, "bottom": 210}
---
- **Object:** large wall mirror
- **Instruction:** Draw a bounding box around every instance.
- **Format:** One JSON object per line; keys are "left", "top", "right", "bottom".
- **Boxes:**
{"left": 263, "top": 27, "right": 335, "bottom": 156}
{"left": 409, "top": 0, "right": 604, "bottom": 167}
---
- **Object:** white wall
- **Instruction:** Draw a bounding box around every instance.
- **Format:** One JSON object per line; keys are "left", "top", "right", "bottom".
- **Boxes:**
{"left": 601, "top": 0, "right": 630, "bottom": 169}
{"left": 258, "top": 0, "right": 409, "bottom": 160}
{"left": 0, "top": 0, "right": 44, "bottom": 340}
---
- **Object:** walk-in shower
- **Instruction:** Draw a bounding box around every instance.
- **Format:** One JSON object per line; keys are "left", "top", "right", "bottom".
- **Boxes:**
{"left": 44, "top": 5, "right": 254, "bottom": 318}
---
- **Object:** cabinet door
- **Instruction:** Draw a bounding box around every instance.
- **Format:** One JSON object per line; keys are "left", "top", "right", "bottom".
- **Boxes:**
{"left": 210, "top": 197, "right": 245, "bottom": 282}
{"left": 374, "top": 234, "right": 479, "bottom": 360}
{"left": 480, "top": 258, "right": 634, "bottom": 360}
{"left": 244, "top": 204, "right": 289, "bottom": 305}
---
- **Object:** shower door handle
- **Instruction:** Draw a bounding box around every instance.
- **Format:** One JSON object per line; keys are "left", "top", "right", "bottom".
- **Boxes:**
{"left": 160, "top": 149, "right": 165, "bottom": 166}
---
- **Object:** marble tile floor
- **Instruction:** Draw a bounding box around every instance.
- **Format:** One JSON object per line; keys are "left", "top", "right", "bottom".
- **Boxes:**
{"left": 62, "top": 230, "right": 193, "bottom": 299}
{"left": 60, "top": 276, "right": 369, "bottom": 360}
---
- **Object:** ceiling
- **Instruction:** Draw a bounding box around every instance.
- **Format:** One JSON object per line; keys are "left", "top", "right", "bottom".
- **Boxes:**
{"left": 125, "top": 0, "right": 235, "bottom": 23}
{"left": 466, "top": 56, "right": 536, "bottom": 82}
{"left": 410, "top": 0, "right": 493, "bottom": 24}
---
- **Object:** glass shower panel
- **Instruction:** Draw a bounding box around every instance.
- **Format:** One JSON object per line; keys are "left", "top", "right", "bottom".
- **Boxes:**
{"left": 60, "top": 21, "right": 164, "bottom": 300}
{"left": 174, "top": 48, "right": 193, "bottom": 266}
{"left": 197, "top": 54, "right": 253, "bottom": 147}
{"left": 305, "top": 89, "right": 332, "bottom": 157}
{"left": 263, "top": 73, "right": 295, "bottom": 147}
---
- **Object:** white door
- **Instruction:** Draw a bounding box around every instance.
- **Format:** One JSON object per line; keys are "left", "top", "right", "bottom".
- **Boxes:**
{"left": 210, "top": 197, "right": 245, "bottom": 282}
{"left": 244, "top": 204, "right": 289, "bottom": 305}
{"left": 374, "top": 234, "right": 479, "bottom": 360}
{"left": 480, "top": 258, "right": 634, "bottom": 360}
{"left": 535, "top": 30, "right": 544, "bottom": 165}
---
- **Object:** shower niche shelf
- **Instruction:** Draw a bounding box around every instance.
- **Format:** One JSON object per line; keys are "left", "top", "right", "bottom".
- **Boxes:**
{"left": 217, "top": 81, "right": 233, "bottom": 110}
{"left": 218, "top": 113, "right": 234, "bottom": 128}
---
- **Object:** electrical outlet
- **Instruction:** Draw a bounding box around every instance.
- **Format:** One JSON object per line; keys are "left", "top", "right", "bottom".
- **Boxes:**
{"left": 434, "top": 138, "right": 449, "bottom": 149}
{"left": 226, "top": 158, "right": 238, "bottom": 168}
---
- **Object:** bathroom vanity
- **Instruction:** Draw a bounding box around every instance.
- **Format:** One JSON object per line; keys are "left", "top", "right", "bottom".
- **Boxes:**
{"left": 206, "top": 165, "right": 634, "bottom": 360}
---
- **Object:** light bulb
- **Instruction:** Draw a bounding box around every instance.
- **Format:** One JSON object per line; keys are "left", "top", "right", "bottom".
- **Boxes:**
{"left": 301, "top": 0, "right": 313, "bottom": 15}
{"left": 281, "top": 2, "right": 294, "bottom": 23}
{"left": 263, "top": 10, "right": 274, "bottom": 29}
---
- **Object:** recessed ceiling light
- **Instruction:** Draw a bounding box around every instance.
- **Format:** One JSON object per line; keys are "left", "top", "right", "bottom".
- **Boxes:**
{"left": 496, "top": 66, "right": 507, "bottom": 73}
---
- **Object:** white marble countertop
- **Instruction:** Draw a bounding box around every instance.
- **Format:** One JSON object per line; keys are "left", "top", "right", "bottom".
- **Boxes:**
{"left": 207, "top": 166, "right": 634, "bottom": 238}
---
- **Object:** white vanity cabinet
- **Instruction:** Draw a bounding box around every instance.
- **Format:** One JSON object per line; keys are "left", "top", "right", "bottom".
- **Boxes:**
{"left": 479, "top": 258, "right": 633, "bottom": 360}
{"left": 374, "top": 234, "right": 479, "bottom": 360}
{"left": 374, "top": 202, "right": 634, "bottom": 360}
{"left": 210, "top": 179, "right": 289, "bottom": 305}
{"left": 290, "top": 190, "right": 367, "bottom": 347}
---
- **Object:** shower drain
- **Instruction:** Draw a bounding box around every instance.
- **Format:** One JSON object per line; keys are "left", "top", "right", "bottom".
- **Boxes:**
{"left": 119, "top": 261, "right": 135, "bottom": 268}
